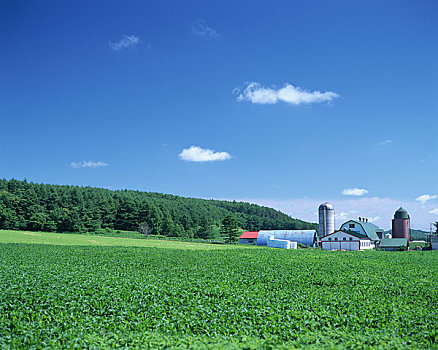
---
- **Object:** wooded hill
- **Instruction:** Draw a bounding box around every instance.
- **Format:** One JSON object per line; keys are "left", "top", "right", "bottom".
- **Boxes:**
{"left": 0, "top": 179, "right": 317, "bottom": 238}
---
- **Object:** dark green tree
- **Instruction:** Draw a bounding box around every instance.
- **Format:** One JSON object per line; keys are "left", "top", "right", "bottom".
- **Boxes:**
{"left": 0, "top": 178, "right": 318, "bottom": 236}
{"left": 220, "top": 215, "right": 239, "bottom": 243}
{"left": 161, "top": 211, "right": 175, "bottom": 236}
{"left": 196, "top": 216, "right": 213, "bottom": 239}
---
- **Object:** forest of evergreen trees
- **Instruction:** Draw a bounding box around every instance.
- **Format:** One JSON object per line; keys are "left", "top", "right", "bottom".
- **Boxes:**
{"left": 0, "top": 179, "right": 317, "bottom": 238}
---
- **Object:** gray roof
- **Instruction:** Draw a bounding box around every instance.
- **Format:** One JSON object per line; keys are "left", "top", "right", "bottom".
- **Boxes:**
{"left": 379, "top": 238, "right": 409, "bottom": 248}
{"left": 341, "top": 229, "right": 369, "bottom": 239}
{"left": 360, "top": 221, "right": 383, "bottom": 241}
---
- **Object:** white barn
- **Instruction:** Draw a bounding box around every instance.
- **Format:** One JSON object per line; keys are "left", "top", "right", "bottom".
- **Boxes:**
{"left": 320, "top": 229, "right": 373, "bottom": 251}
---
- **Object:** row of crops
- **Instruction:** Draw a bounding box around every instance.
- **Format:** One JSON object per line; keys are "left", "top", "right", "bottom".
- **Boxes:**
{"left": 1, "top": 243, "right": 438, "bottom": 348}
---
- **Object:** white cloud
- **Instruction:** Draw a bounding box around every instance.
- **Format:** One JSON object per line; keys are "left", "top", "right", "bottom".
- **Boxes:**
{"left": 179, "top": 146, "right": 231, "bottom": 162}
{"left": 415, "top": 194, "right": 437, "bottom": 204}
{"left": 342, "top": 188, "right": 369, "bottom": 196}
{"left": 71, "top": 161, "right": 108, "bottom": 169}
{"left": 235, "top": 82, "right": 340, "bottom": 105}
{"left": 191, "top": 20, "right": 220, "bottom": 38}
{"left": 430, "top": 209, "right": 438, "bottom": 215}
{"left": 109, "top": 35, "right": 139, "bottom": 50}
{"left": 335, "top": 212, "right": 348, "bottom": 220}
{"left": 369, "top": 216, "right": 381, "bottom": 223}
{"left": 379, "top": 140, "right": 394, "bottom": 145}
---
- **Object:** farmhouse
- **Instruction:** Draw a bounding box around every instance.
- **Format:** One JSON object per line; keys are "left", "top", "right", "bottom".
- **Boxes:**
{"left": 320, "top": 229, "right": 373, "bottom": 250}
{"left": 239, "top": 231, "right": 258, "bottom": 245}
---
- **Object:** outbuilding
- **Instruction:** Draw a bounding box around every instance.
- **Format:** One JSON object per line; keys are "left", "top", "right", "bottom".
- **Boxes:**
{"left": 320, "top": 229, "right": 373, "bottom": 250}
{"left": 239, "top": 231, "right": 259, "bottom": 245}
{"left": 378, "top": 238, "right": 409, "bottom": 251}
{"left": 432, "top": 236, "right": 438, "bottom": 250}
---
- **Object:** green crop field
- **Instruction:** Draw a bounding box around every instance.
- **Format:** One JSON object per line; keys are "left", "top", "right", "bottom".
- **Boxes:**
{"left": 1, "top": 239, "right": 438, "bottom": 349}
{"left": 0, "top": 230, "right": 246, "bottom": 250}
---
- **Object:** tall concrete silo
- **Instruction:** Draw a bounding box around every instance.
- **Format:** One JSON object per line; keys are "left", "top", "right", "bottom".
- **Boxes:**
{"left": 392, "top": 207, "right": 410, "bottom": 239}
{"left": 318, "top": 202, "right": 335, "bottom": 239}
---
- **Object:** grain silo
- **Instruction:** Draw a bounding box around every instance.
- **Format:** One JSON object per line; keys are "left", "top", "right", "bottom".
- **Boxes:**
{"left": 318, "top": 202, "right": 335, "bottom": 239}
{"left": 392, "top": 207, "right": 410, "bottom": 239}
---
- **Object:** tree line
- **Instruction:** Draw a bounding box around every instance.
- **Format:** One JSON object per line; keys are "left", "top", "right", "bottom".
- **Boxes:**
{"left": 0, "top": 178, "right": 317, "bottom": 238}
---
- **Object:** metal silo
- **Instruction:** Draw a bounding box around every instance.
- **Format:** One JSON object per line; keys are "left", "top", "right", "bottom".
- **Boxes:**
{"left": 318, "top": 202, "right": 335, "bottom": 239}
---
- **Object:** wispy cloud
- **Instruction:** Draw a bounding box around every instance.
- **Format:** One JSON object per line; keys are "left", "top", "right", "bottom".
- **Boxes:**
{"left": 179, "top": 146, "right": 231, "bottom": 162}
{"left": 430, "top": 209, "right": 438, "bottom": 215}
{"left": 368, "top": 216, "right": 381, "bottom": 223}
{"left": 234, "top": 82, "right": 340, "bottom": 105}
{"left": 342, "top": 188, "right": 369, "bottom": 196}
{"left": 71, "top": 161, "right": 108, "bottom": 169}
{"left": 335, "top": 212, "right": 348, "bottom": 220}
{"left": 191, "top": 20, "right": 220, "bottom": 38}
{"left": 336, "top": 209, "right": 373, "bottom": 222}
{"left": 379, "top": 140, "right": 394, "bottom": 146}
{"left": 109, "top": 34, "right": 139, "bottom": 51}
{"left": 416, "top": 194, "right": 437, "bottom": 204}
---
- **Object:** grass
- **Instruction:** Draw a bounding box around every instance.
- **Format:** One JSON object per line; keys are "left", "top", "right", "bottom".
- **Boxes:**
{"left": 0, "top": 230, "right": 248, "bottom": 250}
{"left": 410, "top": 240, "right": 428, "bottom": 249}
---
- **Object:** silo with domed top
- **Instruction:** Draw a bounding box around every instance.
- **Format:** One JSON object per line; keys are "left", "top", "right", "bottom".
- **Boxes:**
{"left": 318, "top": 202, "right": 335, "bottom": 239}
{"left": 392, "top": 207, "right": 410, "bottom": 239}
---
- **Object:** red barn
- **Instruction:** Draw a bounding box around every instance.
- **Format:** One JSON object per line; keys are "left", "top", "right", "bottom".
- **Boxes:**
{"left": 239, "top": 231, "right": 259, "bottom": 245}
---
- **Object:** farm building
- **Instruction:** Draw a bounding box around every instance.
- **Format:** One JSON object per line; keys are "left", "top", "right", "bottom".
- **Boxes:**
{"left": 320, "top": 229, "right": 373, "bottom": 250}
{"left": 339, "top": 218, "right": 384, "bottom": 242}
{"left": 378, "top": 238, "right": 409, "bottom": 251}
{"left": 239, "top": 231, "right": 258, "bottom": 245}
{"left": 256, "top": 230, "right": 318, "bottom": 247}
{"left": 432, "top": 236, "right": 438, "bottom": 250}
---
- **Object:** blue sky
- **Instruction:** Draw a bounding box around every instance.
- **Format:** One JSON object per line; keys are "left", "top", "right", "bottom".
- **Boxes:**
{"left": 1, "top": 0, "right": 437, "bottom": 229}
